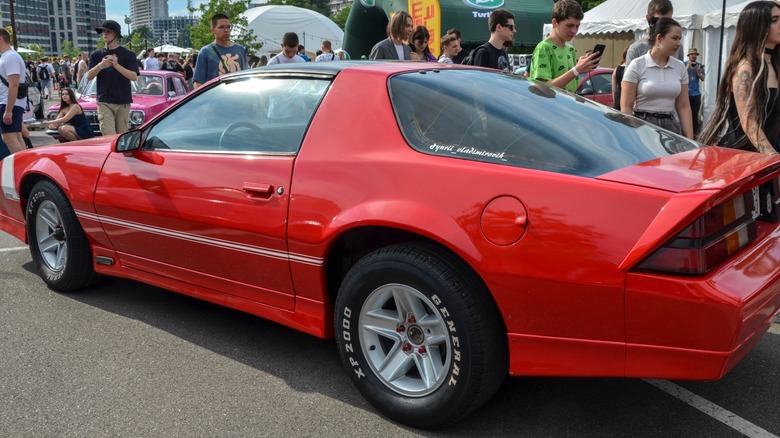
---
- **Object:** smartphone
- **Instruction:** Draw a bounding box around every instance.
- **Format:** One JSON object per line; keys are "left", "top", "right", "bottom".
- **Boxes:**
{"left": 592, "top": 44, "right": 606, "bottom": 58}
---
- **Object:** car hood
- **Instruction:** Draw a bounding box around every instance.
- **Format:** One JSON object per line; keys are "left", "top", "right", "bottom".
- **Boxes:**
{"left": 596, "top": 147, "right": 780, "bottom": 193}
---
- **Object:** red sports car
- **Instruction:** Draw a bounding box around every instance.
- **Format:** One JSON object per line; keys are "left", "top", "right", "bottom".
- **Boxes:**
{"left": 1, "top": 63, "right": 779, "bottom": 428}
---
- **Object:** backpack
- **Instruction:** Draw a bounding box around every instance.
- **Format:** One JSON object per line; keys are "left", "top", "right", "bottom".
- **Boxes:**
{"left": 38, "top": 65, "right": 50, "bottom": 81}
{"left": 461, "top": 43, "right": 489, "bottom": 66}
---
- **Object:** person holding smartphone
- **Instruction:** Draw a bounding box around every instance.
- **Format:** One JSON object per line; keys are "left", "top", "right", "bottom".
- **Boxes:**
{"left": 86, "top": 20, "right": 139, "bottom": 135}
{"left": 529, "top": 0, "right": 601, "bottom": 92}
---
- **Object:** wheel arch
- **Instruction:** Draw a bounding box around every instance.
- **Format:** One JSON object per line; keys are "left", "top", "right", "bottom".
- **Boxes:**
{"left": 322, "top": 225, "right": 507, "bottom": 337}
{"left": 18, "top": 159, "right": 72, "bottom": 212}
{"left": 18, "top": 169, "right": 69, "bottom": 222}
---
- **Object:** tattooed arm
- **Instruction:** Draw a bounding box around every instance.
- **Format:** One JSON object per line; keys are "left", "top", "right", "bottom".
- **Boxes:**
{"left": 733, "top": 63, "right": 778, "bottom": 155}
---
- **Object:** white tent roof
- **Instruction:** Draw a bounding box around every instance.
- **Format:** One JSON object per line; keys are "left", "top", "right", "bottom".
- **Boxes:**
{"left": 703, "top": 0, "right": 751, "bottom": 28}
{"left": 239, "top": 5, "right": 344, "bottom": 52}
{"left": 153, "top": 44, "right": 190, "bottom": 53}
{"left": 578, "top": 0, "right": 746, "bottom": 35}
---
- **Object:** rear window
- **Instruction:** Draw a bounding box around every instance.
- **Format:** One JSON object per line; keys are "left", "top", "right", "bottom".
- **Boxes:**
{"left": 389, "top": 69, "right": 698, "bottom": 177}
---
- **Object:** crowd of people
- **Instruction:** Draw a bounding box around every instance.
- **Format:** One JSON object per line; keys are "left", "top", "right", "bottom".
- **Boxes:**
{"left": 2, "top": 0, "right": 780, "bottom": 156}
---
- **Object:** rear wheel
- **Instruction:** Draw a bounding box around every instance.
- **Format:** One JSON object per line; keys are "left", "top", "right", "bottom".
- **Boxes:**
{"left": 26, "top": 180, "right": 95, "bottom": 291}
{"left": 335, "top": 243, "right": 507, "bottom": 428}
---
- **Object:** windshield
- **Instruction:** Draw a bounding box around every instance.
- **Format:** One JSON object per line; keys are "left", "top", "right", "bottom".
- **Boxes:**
{"left": 390, "top": 69, "right": 699, "bottom": 178}
{"left": 77, "top": 73, "right": 151, "bottom": 97}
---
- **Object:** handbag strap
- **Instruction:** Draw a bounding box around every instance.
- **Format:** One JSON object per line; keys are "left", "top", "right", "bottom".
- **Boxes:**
{"left": 211, "top": 44, "right": 230, "bottom": 73}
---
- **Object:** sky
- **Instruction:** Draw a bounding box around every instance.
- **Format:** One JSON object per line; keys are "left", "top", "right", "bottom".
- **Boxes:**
{"left": 104, "top": 0, "right": 206, "bottom": 32}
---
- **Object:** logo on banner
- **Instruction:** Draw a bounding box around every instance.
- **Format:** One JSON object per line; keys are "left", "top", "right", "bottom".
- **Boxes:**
{"left": 360, "top": 0, "right": 376, "bottom": 7}
{"left": 463, "top": 0, "right": 504, "bottom": 9}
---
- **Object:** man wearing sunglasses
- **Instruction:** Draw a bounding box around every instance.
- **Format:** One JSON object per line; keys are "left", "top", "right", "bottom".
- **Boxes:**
{"left": 529, "top": 0, "right": 600, "bottom": 92}
{"left": 471, "top": 9, "right": 515, "bottom": 72}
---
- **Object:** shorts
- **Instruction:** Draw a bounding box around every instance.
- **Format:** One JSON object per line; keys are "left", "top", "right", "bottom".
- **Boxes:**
{"left": 0, "top": 105, "right": 24, "bottom": 133}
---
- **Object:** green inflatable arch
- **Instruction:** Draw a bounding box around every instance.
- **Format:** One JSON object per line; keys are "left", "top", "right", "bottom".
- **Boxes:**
{"left": 343, "top": 0, "right": 553, "bottom": 59}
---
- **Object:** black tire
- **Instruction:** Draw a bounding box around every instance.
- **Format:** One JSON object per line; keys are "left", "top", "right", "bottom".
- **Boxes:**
{"left": 26, "top": 180, "right": 95, "bottom": 292}
{"left": 335, "top": 243, "right": 507, "bottom": 428}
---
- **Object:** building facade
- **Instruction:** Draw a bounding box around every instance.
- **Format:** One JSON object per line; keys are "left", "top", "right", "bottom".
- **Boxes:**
{"left": 152, "top": 16, "right": 198, "bottom": 48}
{"left": 130, "top": 0, "right": 169, "bottom": 31}
{"left": 0, "top": 0, "right": 106, "bottom": 54}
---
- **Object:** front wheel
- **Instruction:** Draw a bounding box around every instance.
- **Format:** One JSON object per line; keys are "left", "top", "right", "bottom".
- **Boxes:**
{"left": 26, "top": 180, "right": 95, "bottom": 291}
{"left": 335, "top": 243, "right": 507, "bottom": 428}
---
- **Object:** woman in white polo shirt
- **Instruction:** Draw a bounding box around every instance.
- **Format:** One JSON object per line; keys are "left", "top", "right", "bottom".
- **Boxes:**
{"left": 620, "top": 17, "right": 693, "bottom": 139}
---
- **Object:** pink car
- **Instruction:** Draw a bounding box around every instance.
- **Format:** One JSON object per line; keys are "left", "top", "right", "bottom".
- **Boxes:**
{"left": 46, "top": 70, "right": 189, "bottom": 140}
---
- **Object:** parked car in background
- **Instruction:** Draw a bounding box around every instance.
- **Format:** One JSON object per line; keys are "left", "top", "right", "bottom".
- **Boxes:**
{"left": 46, "top": 70, "right": 189, "bottom": 141}
{"left": 577, "top": 67, "right": 615, "bottom": 108}
{"left": 3, "top": 63, "right": 780, "bottom": 428}
{"left": 24, "top": 74, "right": 44, "bottom": 121}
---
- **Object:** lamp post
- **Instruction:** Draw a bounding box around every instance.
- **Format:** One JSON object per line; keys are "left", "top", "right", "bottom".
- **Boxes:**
{"left": 124, "top": 15, "right": 133, "bottom": 37}
{"left": 9, "top": 0, "right": 18, "bottom": 49}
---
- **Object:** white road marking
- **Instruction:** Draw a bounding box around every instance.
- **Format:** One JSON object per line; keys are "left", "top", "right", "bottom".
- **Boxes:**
{"left": 769, "top": 324, "right": 780, "bottom": 335}
{"left": 644, "top": 379, "right": 779, "bottom": 438}
{"left": 0, "top": 246, "right": 27, "bottom": 253}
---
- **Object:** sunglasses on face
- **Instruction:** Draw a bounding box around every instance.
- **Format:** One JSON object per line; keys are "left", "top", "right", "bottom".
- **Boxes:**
{"left": 502, "top": 24, "right": 515, "bottom": 30}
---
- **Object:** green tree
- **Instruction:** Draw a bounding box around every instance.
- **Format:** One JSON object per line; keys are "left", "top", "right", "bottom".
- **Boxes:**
{"left": 331, "top": 6, "right": 350, "bottom": 31}
{"left": 188, "top": 0, "right": 262, "bottom": 55}
{"left": 267, "top": 0, "right": 332, "bottom": 17}
{"left": 177, "top": 28, "right": 192, "bottom": 49}
{"left": 60, "top": 40, "right": 80, "bottom": 59}
{"left": 576, "top": 0, "right": 607, "bottom": 12}
{"left": 27, "top": 44, "right": 45, "bottom": 59}
{"left": 125, "top": 25, "right": 157, "bottom": 51}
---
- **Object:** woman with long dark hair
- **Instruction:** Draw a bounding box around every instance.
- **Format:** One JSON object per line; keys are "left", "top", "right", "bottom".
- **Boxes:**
{"left": 621, "top": 17, "right": 693, "bottom": 138}
{"left": 46, "top": 88, "right": 94, "bottom": 142}
{"left": 699, "top": 1, "right": 780, "bottom": 155}
{"left": 409, "top": 26, "right": 436, "bottom": 62}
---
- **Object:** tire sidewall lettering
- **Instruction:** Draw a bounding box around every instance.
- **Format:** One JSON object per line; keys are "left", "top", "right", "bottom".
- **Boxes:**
{"left": 340, "top": 306, "right": 363, "bottom": 379}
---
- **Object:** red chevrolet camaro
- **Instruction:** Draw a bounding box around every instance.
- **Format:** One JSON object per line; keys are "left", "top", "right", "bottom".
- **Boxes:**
{"left": 1, "top": 62, "right": 779, "bottom": 428}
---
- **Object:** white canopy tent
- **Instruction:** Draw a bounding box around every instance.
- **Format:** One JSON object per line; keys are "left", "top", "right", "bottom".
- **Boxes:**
{"left": 239, "top": 5, "right": 344, "bottom": 58}
{"left": 576, "top": 0, "right": 744, "bottom": 36}
{"left": 153, "top": 44, "right": 190, "bottom": 54}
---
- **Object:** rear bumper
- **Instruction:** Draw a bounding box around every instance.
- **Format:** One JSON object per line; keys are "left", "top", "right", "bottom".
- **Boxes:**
{"left": 625, "top": 222, "right": 780, "bottom": 380}
{"left": 507, "top": 223, "right": 780, "bottom": 380}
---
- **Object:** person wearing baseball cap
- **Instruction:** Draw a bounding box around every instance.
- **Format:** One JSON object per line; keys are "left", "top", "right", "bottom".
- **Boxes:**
{"left": 86, "top": 20, "right": 139, "bottom": 135}
{"left": 686, "top": 47, "right": 705, "bottom": 134}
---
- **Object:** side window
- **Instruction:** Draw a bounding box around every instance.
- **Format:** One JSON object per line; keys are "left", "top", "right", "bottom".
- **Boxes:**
{"left": 578, "top": 78, "right": 593, "bottom": 94}
{"left": 142, "top": 76, "right": 330, "bottom": 154}
{"left": 591, "top": 74, "right": 612, "bottom": 94}
{"left": 173, "top": 77, "right": 186, "bottom": 95}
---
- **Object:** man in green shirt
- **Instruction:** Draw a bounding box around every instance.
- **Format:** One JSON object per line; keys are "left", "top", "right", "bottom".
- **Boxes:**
{"left": 529, "top": 0, "right": 600, "bottom": 93}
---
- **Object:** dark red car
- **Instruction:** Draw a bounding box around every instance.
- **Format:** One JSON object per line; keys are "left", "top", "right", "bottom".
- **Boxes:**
{"left": 2, "top": 63, "right": 779, "bottom": 427}
{"left": 577, "top": 67, "right": 615, "bottom": 108}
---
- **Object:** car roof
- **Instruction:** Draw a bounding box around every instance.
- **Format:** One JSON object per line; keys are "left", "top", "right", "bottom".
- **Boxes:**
{"left": 142, "top": 70, "right": 184, "bottom": 77}
{"left": 222, "top": 61, "right": 486, "bottom": 81}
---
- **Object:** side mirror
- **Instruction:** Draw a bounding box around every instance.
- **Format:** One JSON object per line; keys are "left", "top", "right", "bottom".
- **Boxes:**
{"left": 168, "top": 91, "right": 177, "bottom": 98}
{"left": 116, "top": 130, "right": 142, "bottom": 152}
{"left": 578, "top": 88, "right": 594, "bottom": 95}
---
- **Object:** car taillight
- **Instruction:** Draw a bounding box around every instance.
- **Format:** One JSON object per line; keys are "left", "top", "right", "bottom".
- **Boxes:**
{"left": 637, "top": 190, "right": 759, "bottom": 275}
